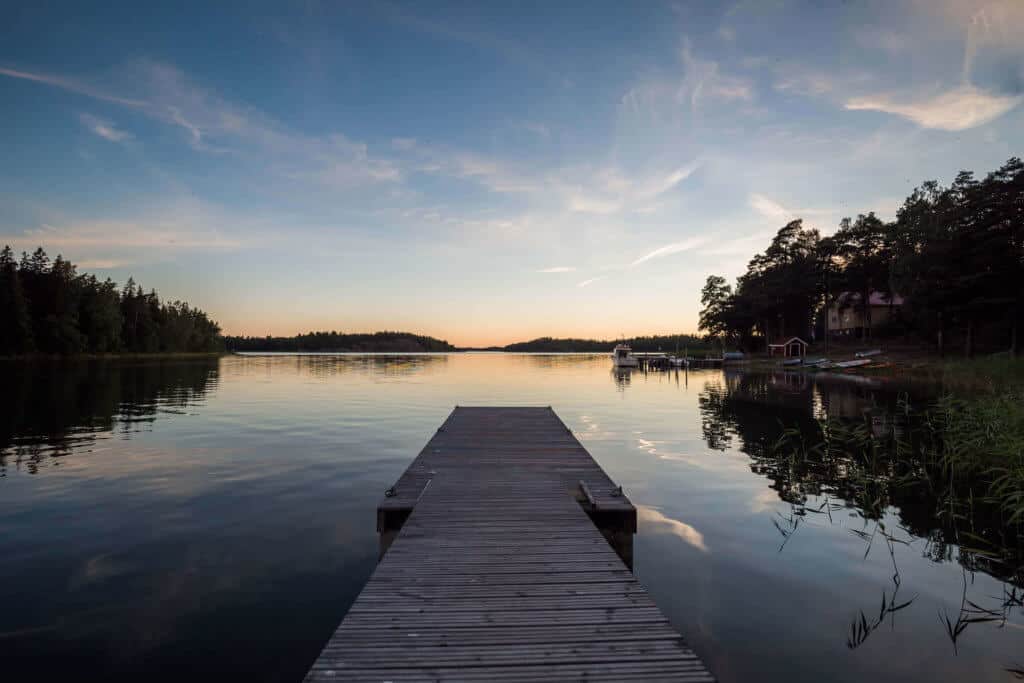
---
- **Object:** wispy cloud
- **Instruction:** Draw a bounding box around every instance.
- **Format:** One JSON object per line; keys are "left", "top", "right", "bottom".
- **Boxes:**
{"left": 567, "top": 194, "right": 621, "bottom": 215}
{"left": 0, "top": 66, "right": 146, "bottom": 107}
{"left": 749, "top": 193, "right": 793, "bottom": 222}
{"left": 636, "top": 161, "right": 701, "bottom": 199}
{"left": 845, "top": 84, "right": 1022, "bottom": 131}
{"left": 2, "top": 61, "right": 401, "bottom": 188}
{"left": 8, "top": 221, "right": 241, "bottom": 250}
{"left": 630, "top": 236, "right": 707, "bottom": 267}
{"left": 0, "top": 197, "right": 277, "bottom": 267}
{"left": 772, "top": 65, "right": 839, "bottom": 97}
{"left": 621, "top": 39, "right": 753, "bottom": 118}
{"left": 697, "top": 230, "right": 776, "bottom": 256}
{"left": 677, "top": 38, "right": 753, "bottom": 110}
{"left": 404, "top": 136, "right": 699, "bottom": 216}
{"left": 76, "top": 259, "right": 129, "bottom": 269}
{"left": 749, "top": 193, "right": 835, "bottom": 225}
{"left": 521, "top": 121, "right": 551, "bottom": 138}
{"left": 560, "top": 161, "right": 701, "bottom": 215}
{"left": 915, "top": 0, "right": 1024, "bottom": 79}
{"left": 374, "top": 1, "right": 572, "bottom": 87}
{"left": 537, "top": 266, "right": 575, "bottom": 273}
{"left": 79, "top": 113, "right": 132, "bottom": 142}
{"left": 577, "top": 276, "right": 605, "bottom": 288}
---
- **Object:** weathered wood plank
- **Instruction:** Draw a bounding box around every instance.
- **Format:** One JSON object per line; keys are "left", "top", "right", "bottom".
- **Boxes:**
{"left": 305, "top": 406, "right": 713, "bottom": 682}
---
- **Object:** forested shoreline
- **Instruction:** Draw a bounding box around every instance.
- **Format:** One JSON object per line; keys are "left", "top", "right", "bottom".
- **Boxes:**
{"left": 699, "top": 157, "right": 1023, "bottom": 356}
{"left": 0, "top": 247, "right": 222, "bottom": 356}
{"left": 502, "top": 335, "right": 713, "bottom": 353}
{"left": 224, "top": 331, "right": 456, "bottom": 352}
{"left": 226, "top": 334, "right": 712, "bottom": 353}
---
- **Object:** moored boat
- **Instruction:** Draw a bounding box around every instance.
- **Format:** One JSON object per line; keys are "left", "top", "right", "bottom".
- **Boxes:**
{"left": 611, "top": 343, "right": 639, "bottom": 368}
{"left": 832, "top": 359, "right": 872, "bottom": 369}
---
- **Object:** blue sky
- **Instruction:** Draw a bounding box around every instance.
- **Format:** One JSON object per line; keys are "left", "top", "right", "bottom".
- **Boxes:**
{"left": 2, "top": 0, "right": 1021, "bottom": 345}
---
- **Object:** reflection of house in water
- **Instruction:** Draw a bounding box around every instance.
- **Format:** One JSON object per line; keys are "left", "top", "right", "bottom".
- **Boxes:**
{"left": 816, "top": 381, "right": 871, "bottom": 419}
{"left": 811, "top": 375, "right": 910, "bottom": 440}
{"left": 771, "top": 371, "right": 810, "bottom": 392}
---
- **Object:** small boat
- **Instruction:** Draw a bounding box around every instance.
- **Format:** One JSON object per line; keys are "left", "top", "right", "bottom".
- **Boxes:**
{"left": 780, "top": 358, "right": 803, "bottom": 366}
{"left": 832, "top": 359, "right": 872, "bottom": 369}
{"left": 669, "top": 357, "right": 688, "bottom": 368}
{"left": 610, "top": 343, "right": 639, "bottom": 368}
{"left": 855, "top": 349, "right": 882, "bottom": 358}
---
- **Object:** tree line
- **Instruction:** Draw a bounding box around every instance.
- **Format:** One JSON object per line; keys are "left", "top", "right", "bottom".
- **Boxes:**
{"left": 503, "top": 335, "right": 713, "bottom": 353}
{"left": 224, "top": 331, "right": 456, "bottom": 352}
{"left": 0, "top": 247, "right": 222, "bottom": 355}
{"left": 699, "top": 157, "right": 1023, "bottom": 356}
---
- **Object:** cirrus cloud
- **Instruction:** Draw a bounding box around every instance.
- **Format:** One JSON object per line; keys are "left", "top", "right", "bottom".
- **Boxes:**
{"left": 79, "top": 113, "right": 132, "bottom": 142}
{"left": 630, "top": 236, "right": 708, "bottom": 267}
{"left": 845, "top": 84, "right": 1022, "bottom": 131}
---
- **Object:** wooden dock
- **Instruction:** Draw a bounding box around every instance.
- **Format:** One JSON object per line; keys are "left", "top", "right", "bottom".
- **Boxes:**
{"left": 305, "top": 406, "right": 714, "bottom": 682}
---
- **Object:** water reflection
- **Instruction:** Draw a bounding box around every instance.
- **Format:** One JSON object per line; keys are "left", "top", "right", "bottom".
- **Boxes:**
{"left": 0, "top": 358, "right": 219, "bottom": 476}
{"left": 228, "top": 352, "right": 450, "bottom": 380}
{"left": 612, "top": 366, "right": 689, "bottom": 392}
{"left": 1, "top": 355, "right": 1021, "bottom": 683}
{"left": 696, "top": 368, "right": 1023, "bottom": 661}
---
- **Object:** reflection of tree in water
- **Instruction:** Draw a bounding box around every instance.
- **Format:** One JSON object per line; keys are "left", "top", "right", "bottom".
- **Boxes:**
{"left": 0, "top": 359, "right": 219, "bottom": 475}
{"left": 523, "top": 353, "right": 603, "bottom": 370}
{"left": 703, "top": 372, "right": 1024, "bottom": 661}
{"left": 698, "top": 371, "right": 1023, "bottom": 588}
{"left": 228, "top": 353, "right": 449, "bottom": 380}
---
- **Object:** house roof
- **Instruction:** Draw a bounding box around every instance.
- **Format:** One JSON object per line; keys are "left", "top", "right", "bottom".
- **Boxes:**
{"left": 835, "top": 291, "right": 905, "bottom": 307}
{"left": 768, "top": 336, "right": 808, "bottom": 346}
{"left": 869, "top": 292, "right": 904, "bottom": 306}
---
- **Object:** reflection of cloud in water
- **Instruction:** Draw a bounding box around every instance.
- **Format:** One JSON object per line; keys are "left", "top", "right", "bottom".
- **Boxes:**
{"left": 638, "top": 505, "right": 709, "bottom": 553}
{"left": 575, "top": 414, "right": 620, "bottom": 442}
{"left": 634, "top": 434, "right": 750, "bottom": 475}
{"left": 749, "top": 488, "right": 780, "bottom": 514}
{"left": 69, "top": 553, "right": 131, "bottom": 589}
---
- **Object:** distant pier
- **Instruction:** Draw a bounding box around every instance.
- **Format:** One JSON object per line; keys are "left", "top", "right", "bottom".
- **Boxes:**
{"left": 305, "top": 406, "right": 714, "bottom": 682}
{"left": 635, "top": 354, "right": 725, "bottom": 370}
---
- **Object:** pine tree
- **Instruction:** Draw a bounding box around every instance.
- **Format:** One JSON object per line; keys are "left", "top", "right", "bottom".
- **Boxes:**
{"left": 0, "top": 246, "right": 33, "bottom": 353}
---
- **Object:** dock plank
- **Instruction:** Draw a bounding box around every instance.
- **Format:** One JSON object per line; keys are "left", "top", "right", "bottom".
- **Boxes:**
{"left": 305, "top": 406, "right": 713, "bottom": 682}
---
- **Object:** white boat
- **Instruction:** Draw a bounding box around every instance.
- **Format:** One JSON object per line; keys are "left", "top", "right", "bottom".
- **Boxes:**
{"left": 832, "top": 359, "right": 872, "bottom": 369}
{"left": 855, "top": 349, "right": 882, "bottom": 358}
{"left": 610, "top": 343, "right": 639, "bottom": 368}
{"left": 669, "top": 357, "right": 688, "bottom": 368}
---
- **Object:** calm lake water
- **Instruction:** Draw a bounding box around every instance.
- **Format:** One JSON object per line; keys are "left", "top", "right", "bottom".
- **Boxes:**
{"left": 2, "top": 353, "right": 1022, "bottom": 681}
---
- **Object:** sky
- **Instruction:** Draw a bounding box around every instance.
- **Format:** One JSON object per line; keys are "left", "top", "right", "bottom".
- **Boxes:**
{"left": 1, "top": 1, "right": 1022, "bottom": 346}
